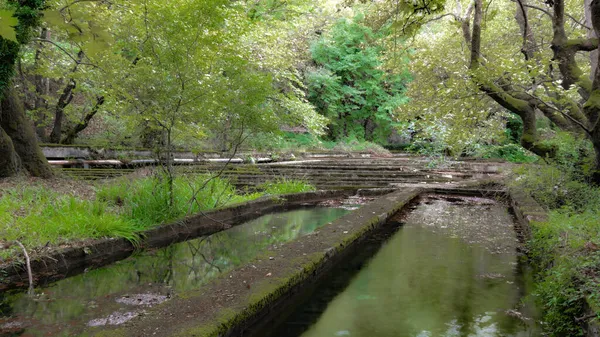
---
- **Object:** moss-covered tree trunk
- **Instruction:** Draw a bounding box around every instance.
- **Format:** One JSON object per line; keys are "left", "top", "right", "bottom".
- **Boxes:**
{"left": 468, "top": 0, "right": 555, "bottom": 158}
{"left": 0, "top": 86, "right": 53, "bottom": 178}
{"left": 586, "top": 0, "right": 600, "bottom": 183}
{"left": 0, "top": 0, "right": 52, "bottom": 178}
{"left": 0, "top": 127, "right": 19, "bottom": 177}
{"left": 593, "top": 129, "right": 600, "bottom": 184}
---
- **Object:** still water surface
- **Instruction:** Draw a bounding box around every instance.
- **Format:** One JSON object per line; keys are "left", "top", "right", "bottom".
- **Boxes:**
{"left": 267, "top": 195, "right": 540, "bottom": 337}
{"left": 0, "top": 206, "right": 350, "bottom": 336}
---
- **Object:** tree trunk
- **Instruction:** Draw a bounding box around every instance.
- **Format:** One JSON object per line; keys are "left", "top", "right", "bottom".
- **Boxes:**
{"left": 49, "top": 50, "right": 83, "bottom": 144}
{"left": 0, "top": 86, "right": 53, "bottom": 178}
{"left": 587, "top": 0, "right": 600, "bottom": 183}
{"left": 515, "top": 0, "right": 537, "bottom": 60}
{"left": 592, "top": 128, "right": 600, "bottom": 184}
{"left": 49, "top": 79, "right": 75, "bottom": 143}
{"left": 33, "top": 28, "right": 49, "bottom": 141}
{"left": 62, "top": 96, "right": 104, "bottom": 144}
{"left": 586, "top": 0, "right": 599, "bottom": 79}
{"left": 0, "top": 127, "right": 20, "bottom": 177}
{"left": 33, "top": 76, "right": 49, "bottom": 141}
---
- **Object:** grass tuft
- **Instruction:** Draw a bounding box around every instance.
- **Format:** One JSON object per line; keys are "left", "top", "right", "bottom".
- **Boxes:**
{"left": 96, "top": 174, "right": 259, "bottom": 228}
{"left": 257, "top": 178, "right": 317, "bottom": 195}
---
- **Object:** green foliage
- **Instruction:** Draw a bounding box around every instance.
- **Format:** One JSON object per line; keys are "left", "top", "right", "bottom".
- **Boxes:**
{"left": 325, "top": 136, "right": 390, "bottom": 154}
{"left": 0, "top": 9, "right": 18, "bottom": 42}
{"left": 357, "top": 0, "right": 446, "bottom": 37}
{"left": 0, "top": 186, "right": 144, "bottom": 260}
{"left": 96, "top": 174, "right": 257, "bottom": 228}
{"left": 106, "top": 0, "right": 328, "bottom": 151}
{"left": 15, "top": 0, "right": 330, "bottom": 147}
{"left": 307, "top": 14, "right": 410, "bottom": 143}
{"left": 245, "top": 132, "right": 322, "bottom": 151}
{"left": 511, "top": 133, "right": 597, "bottom": 208}
{"left": 539, "top": 132, "right": 596, "bottom": 180}
{"left": 407, "top": 137, "right": 449, "bottom": 156}
{"left": 468, "top": 144, "right": 538, "bottom": 163}
{"left": 258, "top": 178, "right": 316, "bottom": 195}
{"left": 510, "top": 150, "right": 600, "bottom": 334}
{"left": 505, "top": 114, "right": 524, "bottom": 143}
{"left": 397, "top": 2, "right": 511, "bottom": 157}
{"left": 246, "top": 131, "right": 391, "bottom": 155}
{"left": 528, "top": 209, "right": 600, "bottom": 335}
{"left": 0, "top": 0, "right": 45, "bottom": 95}
{"left": 511, "top": 164, "right": 600, "bottom": 211}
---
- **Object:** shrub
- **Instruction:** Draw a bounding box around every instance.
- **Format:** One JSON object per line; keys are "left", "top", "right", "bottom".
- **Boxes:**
{"left": 471, "top": 144, "right": 538, "bottom": 163}
{"left": 511, "top": 165, "right": 600, "bottom": 212}
{"left": 244, "top": 132, "right": 391, "bottom": 155}
{"left": 540, "top": 131, "right": 596, "bottom": 180}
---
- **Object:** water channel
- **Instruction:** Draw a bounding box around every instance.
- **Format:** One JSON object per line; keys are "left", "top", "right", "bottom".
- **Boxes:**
{"left": 0, "top": 206, "right": 351, "bottom": 336}
{"left": 262, "top": 194, "right": 540, "bottom": 337}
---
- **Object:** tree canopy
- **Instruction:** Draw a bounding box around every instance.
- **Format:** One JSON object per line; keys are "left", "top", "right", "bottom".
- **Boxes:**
{"left": 307, "top": 15, "right": 410, "bottom": 142}
{"left": 1, "top": 0, "right": 600, "bottom": 180}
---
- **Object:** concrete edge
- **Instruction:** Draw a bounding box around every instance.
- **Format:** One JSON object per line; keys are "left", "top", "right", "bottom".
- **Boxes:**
{"left": 2, "top": 188, "right": 389, "bottom": 291}
{"left": 506, "top": 185, "right": 600, "bottom": 336}
{"left": 184, "top": 185, "right": 542, "bottom": 337}
{"left": 175, "top": 188, "right": 422, "bottom": 337}
{"left": 93, "top": 183, "right": 597, "bottom": 337}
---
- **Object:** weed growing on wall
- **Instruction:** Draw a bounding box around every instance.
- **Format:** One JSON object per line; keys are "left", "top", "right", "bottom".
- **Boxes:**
{"left": 258, "top": 178, "right": 317, "bottom": 195}
{"left": 510, "top": 132, "right": 600, "bottom": 334}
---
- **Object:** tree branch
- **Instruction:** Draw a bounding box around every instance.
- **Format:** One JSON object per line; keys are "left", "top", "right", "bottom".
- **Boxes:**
{"left": 61, "top": 95, "right": 105, "bottom": 144}
{"left": 31, "top": 38, "right": 97, "bottom": 67}
{"left": 15, "top": 241, "right": 34, "bottom": 296}
{"left": 421, "top": 13, "right": 458, "bottom": 25}
{"left": 59, "top": 0, "right": 112, "bottom": 13}
{"left": 568, "top": 38, "right": 599, "bottom": 51}
{"left": 519, "top": 3, "right": 552, "bottom": 18}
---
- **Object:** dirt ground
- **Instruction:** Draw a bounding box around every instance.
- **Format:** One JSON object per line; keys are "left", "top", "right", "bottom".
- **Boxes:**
{"left": 0, "top": 175, "right": 97, "bottom": 200}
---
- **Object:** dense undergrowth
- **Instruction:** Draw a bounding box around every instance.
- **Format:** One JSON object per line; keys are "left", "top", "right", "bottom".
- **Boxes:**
{"left": 245, "top": 132, "right": 391, "bottom": 155}
{"left": 0, "top": 175, "right": 316, "bottom": 262}
{"left": 509, "top": 133, "right": 600, "bottom": 335}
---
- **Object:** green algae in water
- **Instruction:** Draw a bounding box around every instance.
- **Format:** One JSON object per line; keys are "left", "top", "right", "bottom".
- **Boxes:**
{"left": 273, "top": 196, "right": 540, "bottom": 337}
{"left": 0, "top": 207, "right": 350, "bottom": 337}
{"left": 300, "top": 228, "right": 536, "bottom": 337}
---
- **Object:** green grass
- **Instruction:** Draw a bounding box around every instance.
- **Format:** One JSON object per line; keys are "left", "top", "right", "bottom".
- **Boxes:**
{"left": 96, "top": 174, "right": 260, "bottom": 228}
{"left": 0, "top": 175, "right": 316, "bottom": 262}
{"left": 0, "top": 187, "right": 144, "bottom": 260}
{"left": 257, "top": 178, "right": 317, "bottom": 195}
{"left": 528, "top": 209, "right": 600, "bottom": 335}
{"left": 510, "top": 158, "right": 600, "bottom": 335}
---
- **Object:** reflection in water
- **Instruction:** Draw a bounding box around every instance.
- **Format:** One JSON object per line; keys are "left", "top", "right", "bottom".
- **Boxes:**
{"left": 270, "top": 196, "right": 539, "bottom": 337}
{"left": 0, "top": 207, "right": 350, "bottom": 336}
